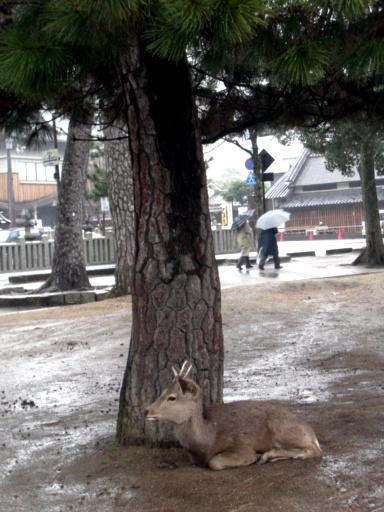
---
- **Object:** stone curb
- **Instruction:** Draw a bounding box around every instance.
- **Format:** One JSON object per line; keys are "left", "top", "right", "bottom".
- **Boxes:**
{"left": 8, "top": 265, "right": 115, "bottom": 284}
{"left": 286, "top": 251, "right": 316, "bottom": 257}
{"left": 0, "top": 288, "right": 111, "bottom": 309}
{"left": 325, "top": 248, "right": 353, "bottom": 255}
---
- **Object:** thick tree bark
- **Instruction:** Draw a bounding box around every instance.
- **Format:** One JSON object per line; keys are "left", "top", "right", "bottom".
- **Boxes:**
{"left": 353, "top": 136, "right": 384, "bottom": 266}
{"left": 104, "top": 123, "right": 135, "bottom": 295}
{"left": 36, "top": 107, "right": 93, "bottom": 291}
{"left": 117, "top": 38, "right": 224, "bottom": 445}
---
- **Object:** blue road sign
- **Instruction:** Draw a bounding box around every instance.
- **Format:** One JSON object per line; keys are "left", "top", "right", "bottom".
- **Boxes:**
{"left": 245, "top": 158, "right": 254, "bottom": 170}
{"left": 245, "top": 171, "right": 256, "bottom": 186}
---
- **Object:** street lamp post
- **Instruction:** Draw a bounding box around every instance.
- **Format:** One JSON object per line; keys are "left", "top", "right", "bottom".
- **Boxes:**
{"left": 5, "top": 137, "right": 16, "bottom": 228}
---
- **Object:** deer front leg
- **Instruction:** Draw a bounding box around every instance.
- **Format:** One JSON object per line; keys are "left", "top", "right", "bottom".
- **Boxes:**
{"left": 208, "top": 448, "right": 257, "bottom": 471}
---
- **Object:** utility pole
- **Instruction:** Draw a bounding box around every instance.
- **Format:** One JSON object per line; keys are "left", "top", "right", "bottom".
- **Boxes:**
{"left": 5, "top": 137, "right": 16, "bottom": 227}
{"left": 248, "top": 128, "right": 263, "bottom": 249}
{"left": 53, "top": 119, "right": 61, "bottom": 190}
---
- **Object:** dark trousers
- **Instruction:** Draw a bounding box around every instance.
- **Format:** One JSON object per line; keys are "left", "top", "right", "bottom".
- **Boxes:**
{"left": 236, "top": 256, "right": 252, "bottom": 269}
{"left": 258, "top": 252, "right": 281, "bottom": 269}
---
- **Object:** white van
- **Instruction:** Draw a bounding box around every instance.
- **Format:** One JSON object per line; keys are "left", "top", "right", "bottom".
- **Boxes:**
{"left": 362, "top": 210, "right": 384, "bottom": 237}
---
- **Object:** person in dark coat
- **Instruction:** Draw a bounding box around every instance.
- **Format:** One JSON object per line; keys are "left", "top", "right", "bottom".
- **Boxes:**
{"left": 258, "top": 227, "right": 283, "bottom": 270}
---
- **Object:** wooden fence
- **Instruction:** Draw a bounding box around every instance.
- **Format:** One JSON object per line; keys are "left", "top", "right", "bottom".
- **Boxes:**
{"left": 0, "top": 227, "right": 256, "bottom": 273}
{"left": 0, "top": 232, "right": 114, "bottom": 273}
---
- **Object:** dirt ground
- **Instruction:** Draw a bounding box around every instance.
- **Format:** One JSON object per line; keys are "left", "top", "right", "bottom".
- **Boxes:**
{"left": 1, "top": 271, "right": 384, "bottom": 512}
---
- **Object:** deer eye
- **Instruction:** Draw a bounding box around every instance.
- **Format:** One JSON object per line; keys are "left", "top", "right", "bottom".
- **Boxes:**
{"left": 167, "top": 395, "right": 176, "bottom": 402}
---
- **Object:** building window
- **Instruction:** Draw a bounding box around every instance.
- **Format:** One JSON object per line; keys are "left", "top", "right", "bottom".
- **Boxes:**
{"left": 16, "top": 161, "right": 26, "bottom": 180}
{"left": 26, "top": 162, "right": 36, "bottom": 181}
{"left": 36, "top": 163, "right": 46, "bottom": 181}
{"left": 15, "top": 160, "right": 57, "bottom": 182}
{"left": 302, "top": 183, "right": 337, "bottom": 192}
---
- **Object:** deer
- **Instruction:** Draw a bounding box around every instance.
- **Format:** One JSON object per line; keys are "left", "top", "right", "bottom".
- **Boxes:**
{"left": 145, "top": 362, "right": 322, "bottom": 471}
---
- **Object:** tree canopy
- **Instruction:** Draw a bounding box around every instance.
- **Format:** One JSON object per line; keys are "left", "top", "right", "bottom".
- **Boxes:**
{"left": 1, "top": 0, "right": 383, "bottom": 135}
{"left": 298, "top": 121, "right": 384, "bottom": 177}
{"left": 221, "top": 178, "right": 252, "bottom": 205}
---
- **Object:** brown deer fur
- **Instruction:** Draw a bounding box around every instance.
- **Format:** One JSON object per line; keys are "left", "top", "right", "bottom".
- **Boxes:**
{"left": 145, "top": 363, "right": 322, "bottom": 471}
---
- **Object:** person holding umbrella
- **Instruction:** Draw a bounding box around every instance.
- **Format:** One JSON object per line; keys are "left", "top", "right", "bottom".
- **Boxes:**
{"left": 231, "top": 209, "right": 255, "bottom": 271}
{"left": 256, "top": 210, "right": 290, "bottom": 270}
{"left": 258, "top": 227, "right": 282, "bottom": 270}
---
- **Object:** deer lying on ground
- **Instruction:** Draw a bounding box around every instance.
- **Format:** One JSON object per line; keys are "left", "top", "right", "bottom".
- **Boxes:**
{"left": 145, "top": 362, "right": 322, "bottom": 471}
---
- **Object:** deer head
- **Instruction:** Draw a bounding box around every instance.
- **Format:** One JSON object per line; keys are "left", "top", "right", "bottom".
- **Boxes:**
{"left": 145, "top": 362, "right": 203, "bottom": 425}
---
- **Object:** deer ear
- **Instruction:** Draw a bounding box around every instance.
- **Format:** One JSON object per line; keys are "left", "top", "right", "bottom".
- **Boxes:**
{"left": 178, "top": 377, "right": 199, "bottom": 398}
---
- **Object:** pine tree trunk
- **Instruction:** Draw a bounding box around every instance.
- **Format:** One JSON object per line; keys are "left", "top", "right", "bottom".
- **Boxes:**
{"left": 38, "top": 107, "right": 93, "bottom": 291}
{"left": 353, "top": 136, "right": 384, "bottom": 266}
{"left": 117, "top": 38, "right": 224, "bottom": 445}
{"left": 104, "top": 122, "right": 135, "bottom": 295}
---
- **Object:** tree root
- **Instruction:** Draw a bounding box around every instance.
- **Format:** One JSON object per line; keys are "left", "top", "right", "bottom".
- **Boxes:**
{"left": 352, "top": 247, "right": 384, "bottom": 266}
{"left": 27, "top": 275, "right": 93, "bottom": 295}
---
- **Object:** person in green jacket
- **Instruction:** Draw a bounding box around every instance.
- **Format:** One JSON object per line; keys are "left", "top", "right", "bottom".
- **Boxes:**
{"left": 234, "top": 221, "right": 253, "bottom": 270}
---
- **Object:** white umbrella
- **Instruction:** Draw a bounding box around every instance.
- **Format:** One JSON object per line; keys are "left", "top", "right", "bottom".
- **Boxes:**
{"left": 256, "top": 209, "right": 291, "bottom": 230}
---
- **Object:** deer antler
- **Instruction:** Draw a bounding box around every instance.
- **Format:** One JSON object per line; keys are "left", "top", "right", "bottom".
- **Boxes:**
{"left": 172, "top": 360, "right": 192, "bottom": 379}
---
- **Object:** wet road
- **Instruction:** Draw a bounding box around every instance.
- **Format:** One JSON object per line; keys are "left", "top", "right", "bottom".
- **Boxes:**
{"left": 219, "top": 236, "right": 380, "bottom": 287}
{"left": 0, "top": 237, "right": 382, "bottom": 297}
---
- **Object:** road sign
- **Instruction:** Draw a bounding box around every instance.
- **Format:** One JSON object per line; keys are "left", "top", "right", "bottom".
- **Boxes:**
{"left": 245, "top": 158, "right": 254, "bottom": 170}
{"left": 259, "top": 149, "right": 274, "bottom": 172}
{"left": 42, "top": 149, "right": 59, "bottom": 167}
{"left": 100, "top": 197, "right": 110, "bottom": 212}
{"left": 262, "top": 172, "right": 274, "bottom": 182}
{"left": 245, "top": 149, "right": 274, "bottom": 173}
{"left": 245, "top": 171, "right": 256, "bottom": 186}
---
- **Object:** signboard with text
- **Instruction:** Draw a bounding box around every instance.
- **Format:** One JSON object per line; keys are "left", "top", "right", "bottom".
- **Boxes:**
{"left": 42, "top": 149, "right": 59, "bottom": 167}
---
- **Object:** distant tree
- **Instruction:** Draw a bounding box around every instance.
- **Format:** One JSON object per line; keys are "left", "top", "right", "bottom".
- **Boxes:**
{"left": 221, "top": 179, "right": 250, "bottom": 205}
{"left": 38, "top": 105, "right": 94, "bottom": 292}
{"left": 87, "top": 142, "right": 108, "bottom": 197}
{"left": 88, "top": 163, "right": 108, "bottom": 198}
{"left": 104, "top": 122, "right": 135, "bottom": 296}
{"left": 86, "top": 162, "right": 108, "bottom": 232}
{"left": 86, "top": 127, "right": 135, "bottom": 297}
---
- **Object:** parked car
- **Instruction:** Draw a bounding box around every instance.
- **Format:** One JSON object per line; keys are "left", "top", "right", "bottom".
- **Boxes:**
{"left": 0, "top": 227, "right": 43, "bottom": 243}
{"left": 362, "top": 210, "right": 384, "bottom": 237}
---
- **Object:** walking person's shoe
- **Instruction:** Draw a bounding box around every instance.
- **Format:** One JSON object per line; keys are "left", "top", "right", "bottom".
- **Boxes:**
{"left": 258, "top": 254, "right": 266, "bottom": 270}
{"left": 236, "top": 256, "right": 244, "bottom": 270}
{"left": 274, "top": 256, "right": 282, "bottom": 269}
{"left": 245, "top": 257, "right": 253, "bottom": 268}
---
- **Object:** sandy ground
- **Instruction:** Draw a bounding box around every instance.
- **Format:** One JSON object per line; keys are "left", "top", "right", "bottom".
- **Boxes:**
{"left": 1, "top": 272, "right": 384, "bottom": 512}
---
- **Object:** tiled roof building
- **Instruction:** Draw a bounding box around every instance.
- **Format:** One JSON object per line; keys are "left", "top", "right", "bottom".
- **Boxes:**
{"left": 266, "top": 149, "right": 384, "bottom": 234}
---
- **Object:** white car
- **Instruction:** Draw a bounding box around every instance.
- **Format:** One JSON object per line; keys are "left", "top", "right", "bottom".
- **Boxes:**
{"left": 362, "top": 210, "right": 384, "bottom": 237}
